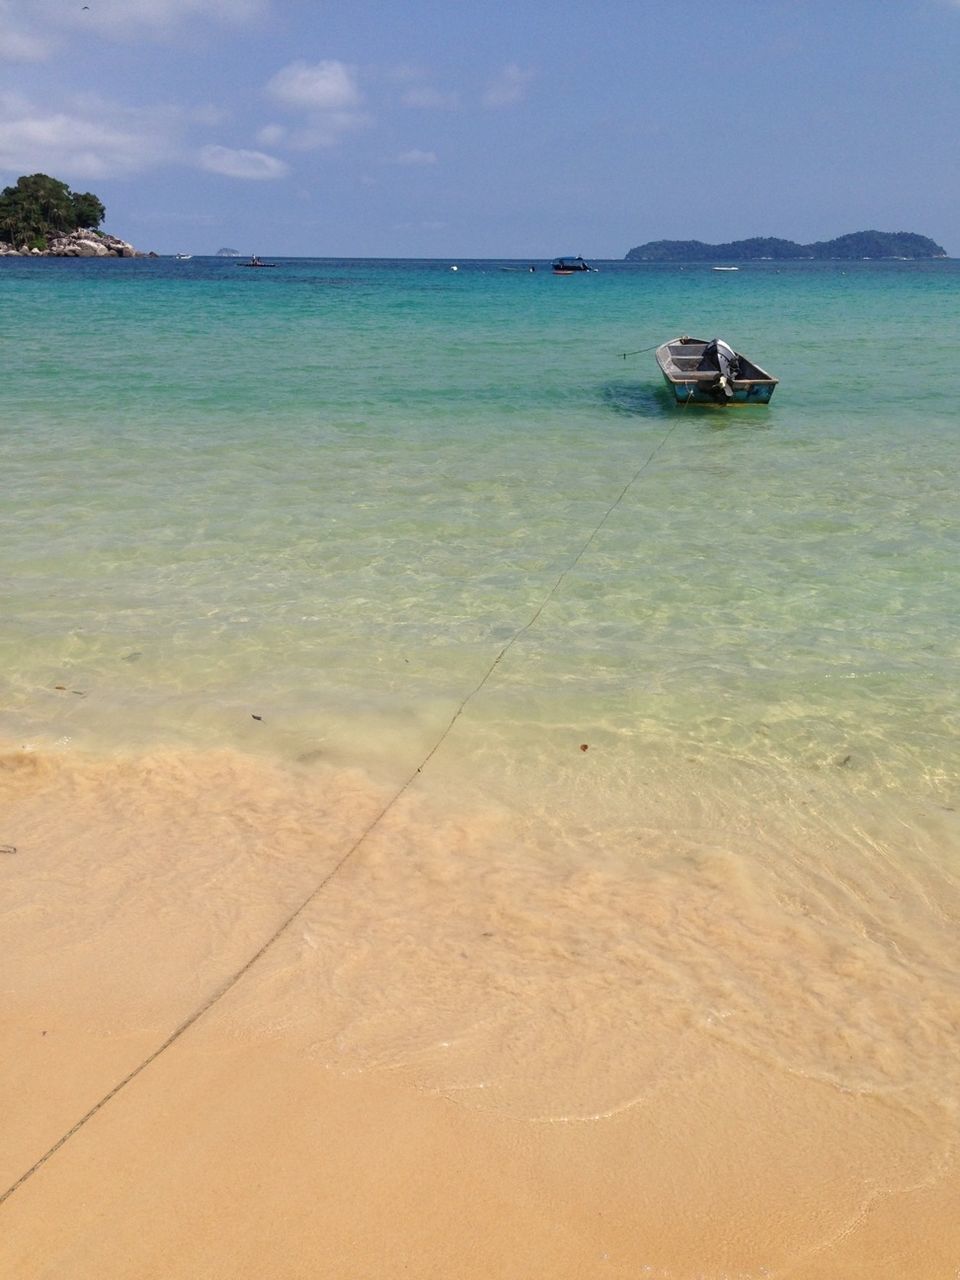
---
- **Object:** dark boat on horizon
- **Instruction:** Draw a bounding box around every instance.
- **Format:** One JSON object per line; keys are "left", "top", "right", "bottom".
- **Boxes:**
{"left": 551, "top": 256, "right": 594, "bottom": 274}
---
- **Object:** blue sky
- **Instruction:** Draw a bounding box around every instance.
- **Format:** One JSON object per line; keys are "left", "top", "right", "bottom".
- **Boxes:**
{"left": 1, "top": 0, "right": 957, "bottom": 257}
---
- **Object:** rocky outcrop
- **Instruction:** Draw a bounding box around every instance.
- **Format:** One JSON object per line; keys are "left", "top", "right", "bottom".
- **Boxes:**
{"left": 0, "top": 229, "right": 143, "bottom": 257}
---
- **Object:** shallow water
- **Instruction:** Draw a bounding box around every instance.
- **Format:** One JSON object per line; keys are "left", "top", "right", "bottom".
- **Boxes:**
{"left": 2, "top": 256, "right": 959, "bottom": 1261}
{"left": 3, "top": 258, "right": 957, "bottom": 785}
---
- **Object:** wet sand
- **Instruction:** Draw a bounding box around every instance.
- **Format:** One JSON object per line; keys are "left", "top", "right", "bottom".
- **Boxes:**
{"left": 2, "top": 744, "right": 959, "bottom": 1278}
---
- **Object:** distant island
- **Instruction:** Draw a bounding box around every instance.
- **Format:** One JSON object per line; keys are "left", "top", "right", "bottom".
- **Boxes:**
{"left": 216, "top": 248, "right": 242, "bottom": 257}
{"left": 625, "top": 230, "right": 947, "bottom": 262}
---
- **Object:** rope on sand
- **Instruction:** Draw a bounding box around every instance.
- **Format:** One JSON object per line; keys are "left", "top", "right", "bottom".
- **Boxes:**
{"left": 0, "top": 413, "right": 681, "bottom": 1208}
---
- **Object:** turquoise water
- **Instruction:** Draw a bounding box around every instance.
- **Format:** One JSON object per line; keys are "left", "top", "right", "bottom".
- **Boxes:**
{"left": 3, "top": 254, "right": 960, "bottom": 1147}
{"left": 2, "top": 255, "right": 957, "bottom": 802}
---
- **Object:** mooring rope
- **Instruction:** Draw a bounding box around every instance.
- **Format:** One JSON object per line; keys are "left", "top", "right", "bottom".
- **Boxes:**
{"left": 0, "top": 412, "right": 681, "bottom": 1208}
{"left": 619, "top": 341, "right": 660, "bottom": 359}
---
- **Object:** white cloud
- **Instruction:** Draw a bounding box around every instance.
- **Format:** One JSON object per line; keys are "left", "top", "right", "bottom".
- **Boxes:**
{"left": 0, "top": 9, "right": 49, "bottom": 62}
{"left": 0, "top": 94, "right": 287, "bottom": 185}
{"left": 395, "top": 149, "right": 438, "bottom": 166}
{"left": 197, "top": 144, "right": 288, "bottom": 179}
{"left": 0, "top": 0, "right": 268, "bottom": 53}
{"left": 282, "top": 114, "right": 373, "bottom": 149}
{"left": 482, "top": 63, "right": 535, "bottom": 108}
{"left": 256, "top": 124, "right": 288, "bottom": 147}
{"left": 263, "top": 60, "right": 370, "bottom": 148}
{"left": 0, "top": 95, "right": 179, "bottom": 178}
{"left": 266, "top": 60, "right": 362, "bottom": 112}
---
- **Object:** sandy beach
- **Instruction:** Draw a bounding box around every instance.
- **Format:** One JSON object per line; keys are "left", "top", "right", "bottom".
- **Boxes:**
{"left": 3, "top": 742, "right": 959, "bottom": 1278}
{"left": 3, "top": 251, "right": 960, "bottom": 1276}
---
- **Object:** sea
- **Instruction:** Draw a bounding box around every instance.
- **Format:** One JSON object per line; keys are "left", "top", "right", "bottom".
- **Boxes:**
{"left": 2, "top": 255, "right": 959, "bottom": 1223}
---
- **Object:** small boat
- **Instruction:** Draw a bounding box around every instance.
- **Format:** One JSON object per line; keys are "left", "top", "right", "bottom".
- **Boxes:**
{"left": 552, "top": 256, "right": 594, "bottom": 274}
{"left": 237, "top": 255, "right": 277, "bottom": 268}
{"left": 655, "top": 336, "right": 778, "bottom": 404}
{"left": 712, "top": 265, "right": 739, "bottom": 271}
{"left": 174, "top": 253, "right": 192, "bottom": 260}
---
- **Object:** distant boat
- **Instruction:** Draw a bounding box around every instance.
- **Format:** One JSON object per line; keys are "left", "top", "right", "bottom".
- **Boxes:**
{"left": 655, "top": 336, "right": 778, "bottom": 404}
{"left": 712, "top": 265, "right": 739, "bottom": 271}
{"left": 174, "top": 253, "right": 192, "bottom": 260}
{"left": 552, "top": 256, "right": 594, "bottom": 274}
{"left": 237, "top": 255, "right": 277, "bottom": 268}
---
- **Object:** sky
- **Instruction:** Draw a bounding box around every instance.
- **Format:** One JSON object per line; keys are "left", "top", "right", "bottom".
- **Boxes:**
{"left": 1, "top": 0, "right": 958, "bottom": 257}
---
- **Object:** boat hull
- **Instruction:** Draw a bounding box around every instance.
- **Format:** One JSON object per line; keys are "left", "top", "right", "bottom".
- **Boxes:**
{"left": 655, "top": 337, "right": 778, "bottom": 405}
{"left": 664, "top": 377, "right": 776, "bottom": 404}
{"left": 551, "top": 257, "right": 594, "bottom": 273}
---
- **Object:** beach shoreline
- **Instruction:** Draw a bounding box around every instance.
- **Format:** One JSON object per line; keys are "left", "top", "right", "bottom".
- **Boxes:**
{"left": 2, "top": 738, "right": 959, "bottom": 1276}
{"left": 3, "top": 254, "right": 959, "bottom": 1274}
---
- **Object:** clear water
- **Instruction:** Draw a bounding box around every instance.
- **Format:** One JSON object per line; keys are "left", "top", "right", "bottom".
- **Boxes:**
{"left": 2, "top": 255, "right": 959, "bottom": 1136}
{"left": 2, "top": 256, "right": 957, "bottom": 798}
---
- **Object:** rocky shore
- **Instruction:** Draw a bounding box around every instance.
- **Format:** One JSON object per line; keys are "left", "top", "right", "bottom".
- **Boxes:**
{"left": 0, "top": 228, "right": 150, "bottom": 257}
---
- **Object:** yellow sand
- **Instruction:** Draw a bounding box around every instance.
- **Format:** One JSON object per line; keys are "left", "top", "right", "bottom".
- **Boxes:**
{"left": 1, "top": 745, "right": 958, "bottom": 1278}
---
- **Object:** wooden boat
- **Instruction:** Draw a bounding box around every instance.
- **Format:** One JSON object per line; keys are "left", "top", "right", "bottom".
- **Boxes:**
{"left": 655, "top": 335, "right": 778, "bottom": 404}
{"left": 552, "top": 256, "right": 594, "bottom": 274}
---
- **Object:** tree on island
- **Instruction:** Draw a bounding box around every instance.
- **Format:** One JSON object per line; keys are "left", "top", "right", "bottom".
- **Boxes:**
{"left": 0, "top": 173, "right": 106, "bottom": 250}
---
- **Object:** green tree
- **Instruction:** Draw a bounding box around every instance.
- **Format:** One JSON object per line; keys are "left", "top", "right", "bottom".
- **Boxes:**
{"left": 0, "top": 173, "right": 106, "bottom": 246}
{"left": 71, "top": 191, "right": 106, "bottom": 229}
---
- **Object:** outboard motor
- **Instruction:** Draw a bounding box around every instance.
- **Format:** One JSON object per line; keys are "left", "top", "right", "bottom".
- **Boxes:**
{"left": 697, "top": 338, "right": 740, "bottom": 399}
